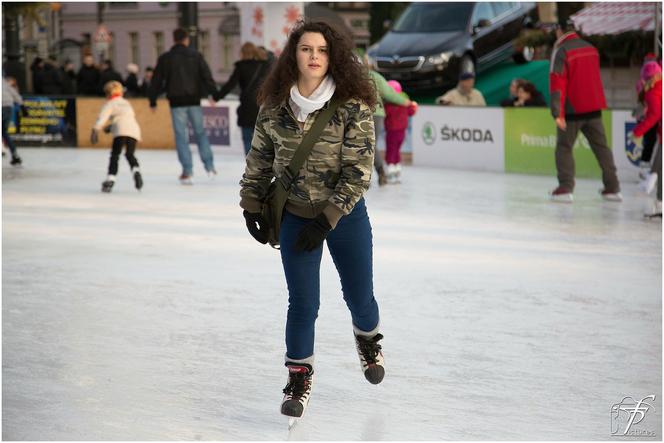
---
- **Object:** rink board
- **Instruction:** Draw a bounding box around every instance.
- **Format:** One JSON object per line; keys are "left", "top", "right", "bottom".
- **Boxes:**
{"left": 413, "top": 105, "right": 642, "bottom": 181}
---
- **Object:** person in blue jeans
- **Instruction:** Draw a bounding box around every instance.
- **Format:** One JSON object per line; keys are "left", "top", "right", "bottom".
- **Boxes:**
{"left": 149, "top": 28, "right": 221, "bottom": 185}
{"left": 239, "top": 20, "right": 384, "bottom": 421}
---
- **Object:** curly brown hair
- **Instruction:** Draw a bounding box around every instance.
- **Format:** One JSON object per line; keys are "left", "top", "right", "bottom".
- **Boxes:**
{"left": 257, "top": 20, "right": 376, "bottom": 110}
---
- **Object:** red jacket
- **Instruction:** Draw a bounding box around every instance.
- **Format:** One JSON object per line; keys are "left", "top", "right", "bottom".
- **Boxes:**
{"left": 384, "top": 102, "right": 416, "bottom": 132}
{"left": 633, "top": 78, "right": 662, "bottom": 139}
{"left": 549, "top": 32, "right": 607, "bottom": 119}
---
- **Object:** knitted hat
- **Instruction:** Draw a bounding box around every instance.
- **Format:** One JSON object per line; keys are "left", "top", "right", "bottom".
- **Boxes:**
{"left": 387, "top": 80, "right": 402, "bottom": 93}
{"left": 641, "top": 61, "right": 662, "bottom": 82}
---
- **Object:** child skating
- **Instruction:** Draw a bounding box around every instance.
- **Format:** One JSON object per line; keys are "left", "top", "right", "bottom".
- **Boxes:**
{"left": 384, "top": 80, "right": 417, "bottom": 184}
{"left": 91, "top": 81, "right": 143, "bottom": 193}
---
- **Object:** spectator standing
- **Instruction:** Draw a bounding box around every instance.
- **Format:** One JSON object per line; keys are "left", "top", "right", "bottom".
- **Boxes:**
{"left": 138, "top": 67, "right": 154, "bottom": 97}
{"left": 217, "top": 42, "right": 271, "bottom": 155}
{"left": 548, "top": 22, "right": 621, "bottom": 202}
{"left": 148, "top": 28, "right": 221, "bottom": 184}
{"left": 30, "top": 57, "right": 45, "bottom": 94}
{"left": 98, "top": 60, "right": 123, "bottom": 96}
{"left": 124, "top": 63, "right": 141, "bottom": 97}
{"left": 60, "top": 60, "right": 77, "bottom": 94}
{"left": 41, "top": 57, "right": 64, "bottom": 95}
{"left": 435, "top": 72, "right": 486, "bottom": 106}
{"left": 77, "top": 55, "right": 101, "bottom": 96}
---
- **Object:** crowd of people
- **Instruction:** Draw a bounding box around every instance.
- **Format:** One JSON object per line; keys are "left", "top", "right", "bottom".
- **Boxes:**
{"left": 29, "top": 54, "right": 154, "bottom": 97}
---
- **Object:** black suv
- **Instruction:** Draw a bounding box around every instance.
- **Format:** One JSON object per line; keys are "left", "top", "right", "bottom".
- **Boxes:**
{"left": 367, "top": 2, "right": 537, "bottom": 93}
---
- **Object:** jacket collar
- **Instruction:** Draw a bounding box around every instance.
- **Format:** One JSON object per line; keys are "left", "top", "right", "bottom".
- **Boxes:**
{"left": 555, "top": 31, "right": 579, "bottom": 48}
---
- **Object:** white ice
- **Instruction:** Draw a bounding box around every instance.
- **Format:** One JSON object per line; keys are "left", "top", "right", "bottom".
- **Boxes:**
{"left": 2, "top": 147, "right": 661, "bottom": 440}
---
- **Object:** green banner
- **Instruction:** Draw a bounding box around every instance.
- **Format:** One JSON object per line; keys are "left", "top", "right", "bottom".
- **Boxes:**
{"left": 504, "top": 108, "right": 612, "bottom": 178}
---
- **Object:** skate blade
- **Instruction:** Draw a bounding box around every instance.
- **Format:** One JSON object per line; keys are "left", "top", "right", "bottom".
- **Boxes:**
{"left": 288, "top": 418, "right": 297, "bottom": 430}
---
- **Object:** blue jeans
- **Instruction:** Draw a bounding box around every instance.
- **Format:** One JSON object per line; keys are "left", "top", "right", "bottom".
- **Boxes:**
{"left": 170, "top": 106, "right": 214, "bottom": 176}
{"left": 2, "top": 106, "right": 17, "bottom": 156}
{"left": 241, "top": 126, "right": 254, "bottom": 156}
{"left": 279, "top": 198, "right": 379, "bottom": 360}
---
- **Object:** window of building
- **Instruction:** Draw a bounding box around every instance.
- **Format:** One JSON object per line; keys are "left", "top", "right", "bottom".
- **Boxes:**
{"left": 129, "top": 32, "right": 140, "bottom": 64}
{"left": 222, "top": 33, "right": 232, "bottom": 71}
{"left": 108, "top": 32, "right": 116, "bottom": 64}
{"left": 200, "top": 30, "right": 210, "bottom": 62}
{"left": 153, "top": 31, "right": 164, "bottom": 63}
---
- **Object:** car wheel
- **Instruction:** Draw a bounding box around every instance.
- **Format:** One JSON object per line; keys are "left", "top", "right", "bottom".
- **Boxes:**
{"left": 460, "top": 54, "right": 475, "bottom": 75}
{"left": 513, "top": 46, "right": 534, "bottom": 64}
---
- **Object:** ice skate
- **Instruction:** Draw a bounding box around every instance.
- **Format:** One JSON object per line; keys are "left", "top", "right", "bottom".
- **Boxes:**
{"left": 354, "top": 328, "right": 385, "bottom": 385}
{"left": 281, "top": 362, "right": 313, "bottom": 420}
{"left": 639, "top": 172, "right": 658, "bottom": 195}
{"left": 10, "top": 155, "right": 22, "bottom": 167}
{"left": 179, "top": 174, "right": 193, "bottom": 185}
{"left": 600, "top": 189, "right": 623, "bottom": 202}
{"left": 133, "top": 169, "right": 143, "bottom": 191}
{"left": 645, "top": 200, "right": 662, "bottom": 219}
{"left": 394, "top": 163, "right": 402, "bottom": 184}
{"left": 550, "top": 186, "right": 573, "bottom": 203}
{"left": 101, "top": 180, "right": 114, "bottom": 193}
{"left": 207, "top": 168, "right": 217, "bottom": 179}
{"left": 376, "top": 166, "right": 388, "bottom": 186}
{"left": 386, "top": 164, "right": 398, "bottom": 185}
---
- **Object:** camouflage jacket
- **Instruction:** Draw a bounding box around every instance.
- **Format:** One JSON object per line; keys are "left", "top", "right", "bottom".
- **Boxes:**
{"left": 239, "top": 97, "right": 375, "bottom": 228}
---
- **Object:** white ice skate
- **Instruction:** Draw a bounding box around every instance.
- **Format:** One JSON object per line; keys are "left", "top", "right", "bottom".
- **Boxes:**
{"left": 640, "top": 172, "right": 658, "bottom": 195}
{"left": 394, "top": 163, "right": 402, "bottom": 184}
{"left": 386, "top": 164, "right": 398, "bottom": 185}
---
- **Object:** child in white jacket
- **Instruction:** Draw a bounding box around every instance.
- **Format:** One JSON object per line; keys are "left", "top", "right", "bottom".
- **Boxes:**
{"left": 91, "top": 80, "right": 143, "bottom": 192}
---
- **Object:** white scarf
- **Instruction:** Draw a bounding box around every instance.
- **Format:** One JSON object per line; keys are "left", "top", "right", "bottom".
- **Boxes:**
{"left": 289, "top": 76, "right": 336, "bottom": 122}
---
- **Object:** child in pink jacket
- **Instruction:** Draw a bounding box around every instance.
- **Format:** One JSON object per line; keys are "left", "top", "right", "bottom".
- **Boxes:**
{"left": 384, "top": 80, "right": 417, "bottom": 184}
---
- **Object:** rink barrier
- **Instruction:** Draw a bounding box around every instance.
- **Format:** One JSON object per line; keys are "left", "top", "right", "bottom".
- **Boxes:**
{"left": 412, "top": 105, "right": 640, "bottom": 181}
{"left": 75, "top": 98, "right": 245, "bottom": 152}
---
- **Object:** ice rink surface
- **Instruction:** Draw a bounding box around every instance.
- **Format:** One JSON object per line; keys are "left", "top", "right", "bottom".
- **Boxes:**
{"left": 2, "top": 148, "right": 662, "bottom": 440}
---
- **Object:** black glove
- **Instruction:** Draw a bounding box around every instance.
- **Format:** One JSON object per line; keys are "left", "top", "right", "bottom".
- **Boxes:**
{"left": 90, "top": 128, "right": 98, "bottom": 145}
{"left": 20, "top": 105, "right": 28, "bottom": 118}
{"left": 295, "top": 213, "right": 332, "bottom": 252}
{"left": 103, "top": 124, "right": 112, "bottom": 134}
{"left": 243, "top": 210, "right": 269, "bottom": 244}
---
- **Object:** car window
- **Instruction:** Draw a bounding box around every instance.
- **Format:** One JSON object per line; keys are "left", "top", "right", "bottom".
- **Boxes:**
{"left": 471, "top": 2, "right": 496, "bottom": 26}
{"left": 492, "top": 2, "right": 514, "bottom": 17}
{"left": 392, "top": 3, "right": 474, "bottom": 33}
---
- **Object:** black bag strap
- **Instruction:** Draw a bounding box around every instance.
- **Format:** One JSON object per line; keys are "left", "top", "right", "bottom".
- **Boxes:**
{"left": 278, "top": 97, "right": 342, "bottom": 191}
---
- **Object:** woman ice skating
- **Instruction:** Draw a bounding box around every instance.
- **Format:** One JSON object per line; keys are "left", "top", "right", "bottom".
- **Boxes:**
{"left": 239, "top": 20, "right": 383, "bottom": 421}
{"left": 91, "top": 81, "right": 143, "bottom": 193}
{"left": 631, "top": 61, "right": 662, "bottom": 217}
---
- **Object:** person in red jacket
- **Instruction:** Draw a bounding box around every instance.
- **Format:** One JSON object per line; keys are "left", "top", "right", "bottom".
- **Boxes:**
{"left": 384, "top": 80, "right": 417, "bottom": 184}
{"left": 631, "top": 61, "right": 662, "bottom": 217}
{"left": 549, "top": 23, "right": 621, "bottom": 203}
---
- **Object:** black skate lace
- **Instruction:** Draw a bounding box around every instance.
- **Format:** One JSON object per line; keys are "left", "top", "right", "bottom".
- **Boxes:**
{"left": 283, "top": 372, "right": 311, "bottom": 399}
{"left": 357, "top": 333, "right": 383, "bottom": 364}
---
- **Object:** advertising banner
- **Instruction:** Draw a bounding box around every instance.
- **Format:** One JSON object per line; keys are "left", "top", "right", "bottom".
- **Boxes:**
{"left": 11, "top": 96, "right": 77, "bottom": 147}
{"left": 194, "top": 100, "right": 243, "bottom": 153}
{"left": 504, "top": 108, "right": 612, "bottom": 178}
{"left": 239, "top": 2, "right": 303, "bottom": 57}
{"left": 411, "top": 105, "right": 504, "bottom": 171}
{"left": 611, "top": 110, "right": 642, "bottom": 182}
